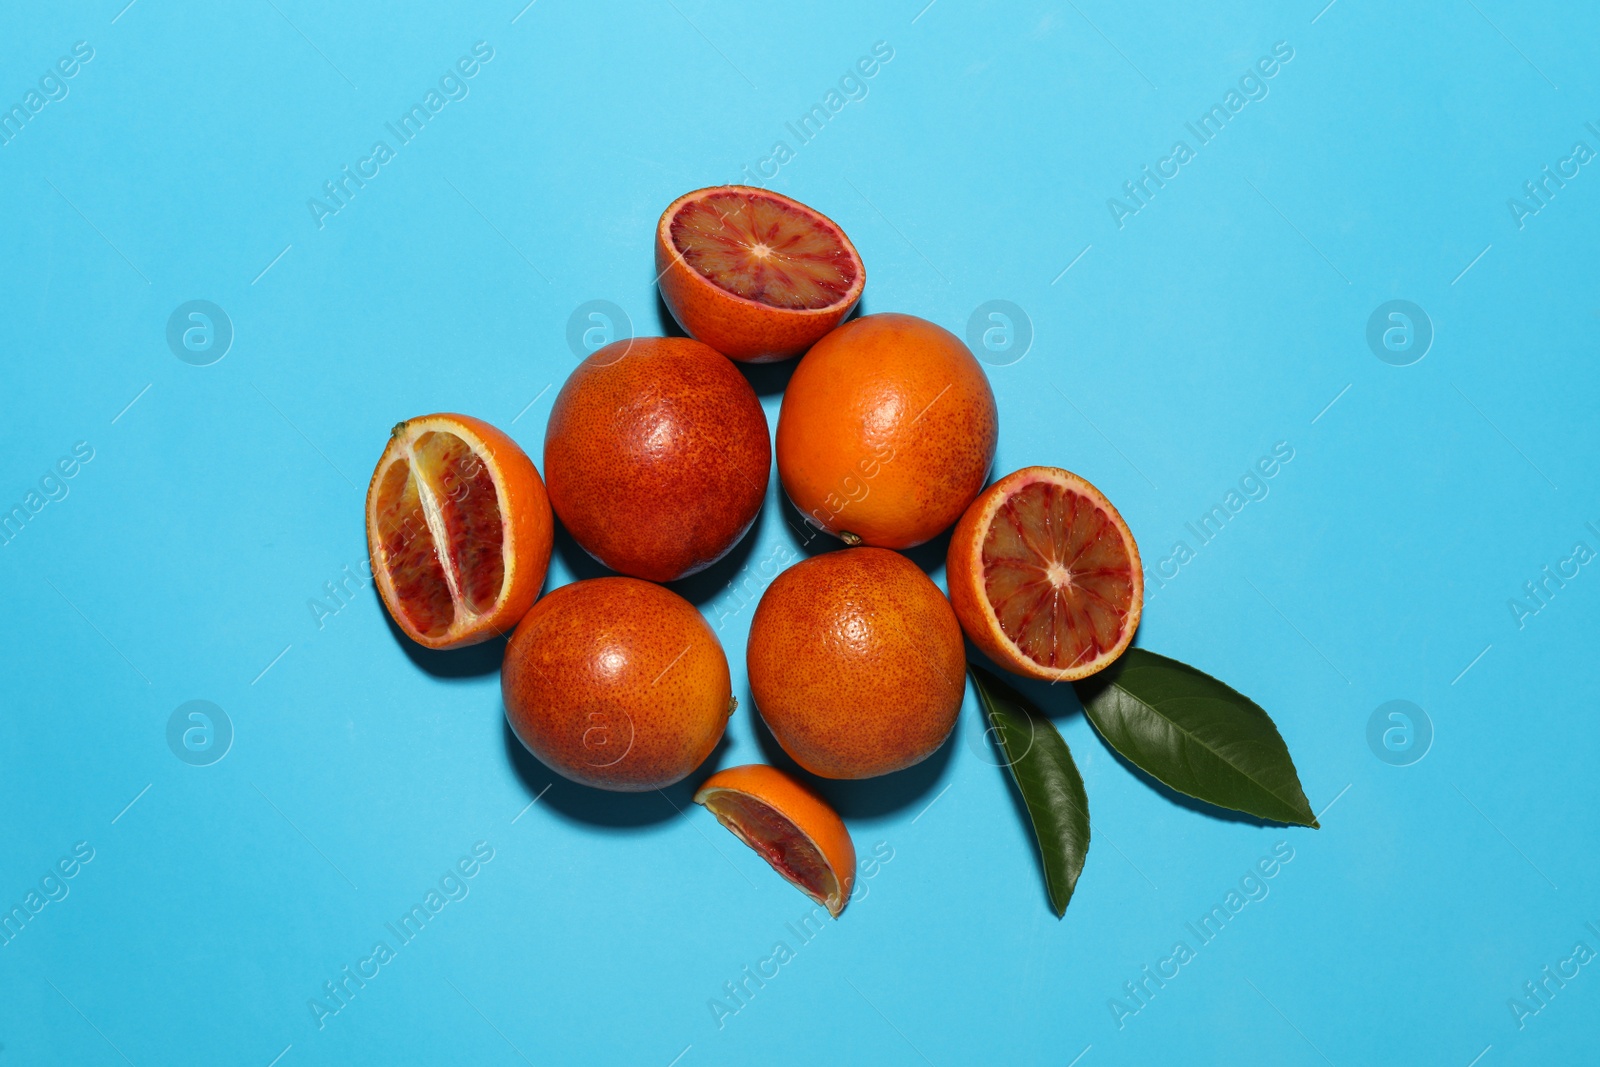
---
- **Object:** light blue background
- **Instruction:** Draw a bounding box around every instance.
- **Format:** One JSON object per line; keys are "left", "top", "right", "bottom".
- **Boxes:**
{"left": 2, "top": 1, "right": 1597, "bottom": 1064}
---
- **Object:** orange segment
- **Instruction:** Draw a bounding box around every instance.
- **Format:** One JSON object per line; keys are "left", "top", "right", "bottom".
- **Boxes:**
{"left": 655, "top": 185, "right": 865, "bottom": 363}
{"left": 694, "top": 764, "right": 857, "bottom": 917}
{"left": 365, "top": 414, "right": 553, "bottom": 650}
{"left": 948, "top": 467, "right": 1143, "bottom": 681}
{"left": 670, "top": 189, "right": 859, "bottom": 309}
{"left": 373, "top": 456, "right": 455, "bottom": 639}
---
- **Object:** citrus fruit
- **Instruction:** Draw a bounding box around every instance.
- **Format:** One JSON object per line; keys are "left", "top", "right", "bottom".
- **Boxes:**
{"left": 947, "top": 466, "right": 1143, "bottom": 682}
{"left": 543, "top": 337, "right": 770, "bottom": 583}
{"left": 694, "top": 764, "right": 856, "bottom": 917}
{"left": 746, "top": 547, "right": 965, "bottom": 779}
{"left": 365, "top": 413, "right": 552, "bottom": 650}
{"left": 776, "top": 313, "right": 998, "bottom": 549}
{"left": 655, "top": 185, "right": 864, "bottom": 363}
{"left": 502, "top": 577, "right": 733, "bottom": 791}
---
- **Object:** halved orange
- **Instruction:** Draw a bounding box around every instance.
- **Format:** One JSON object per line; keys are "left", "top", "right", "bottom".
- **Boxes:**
{"left": 365, "top": 414, "right": 553, "bottom": 650}
{"left": 694, "top": 764, "right": 856, "bottom": 917}
{"left": 947, "top": 466, "right": 1143, "bottom": 681}
{"left": 656, "top": 185, "right": 864, "bottom": 363}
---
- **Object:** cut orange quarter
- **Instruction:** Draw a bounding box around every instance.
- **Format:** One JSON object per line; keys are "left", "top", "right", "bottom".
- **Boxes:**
{"left": 947, "top": 466, "right": 1143, "bottom": 682}
{"left": 694, "top": 764, "right": 857, "bottom": 917}
{"left": 656, "top": 185, "right": 864, "bottom": 363}
{"left": 365, "top": 413, "right": 553, "bottom": 650}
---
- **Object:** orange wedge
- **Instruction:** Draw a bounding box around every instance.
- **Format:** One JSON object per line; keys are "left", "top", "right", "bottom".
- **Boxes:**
{"left": 365, "top": 414, "right": 553, "bottom": 650}
{"left": 948, "top": 466, "right": 1143, "bottom": 681}
{"left": 694, "top": 764, "right": 857, "bottom": 917}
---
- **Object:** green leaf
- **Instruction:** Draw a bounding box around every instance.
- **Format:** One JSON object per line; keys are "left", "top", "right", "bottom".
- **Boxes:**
{"left": 969, "top": 666, "right": 1090, "bottom": 918}
{"left": 1073, "top": 649, "right": 1317, "bottom": 828}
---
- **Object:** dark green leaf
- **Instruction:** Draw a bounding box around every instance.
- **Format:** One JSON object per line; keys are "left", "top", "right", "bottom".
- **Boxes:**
{"left": 969, "top": 666, "right": 1090, "bottom": 918}
{"left": 1074, "top": 649, "right": 1317, "bottom": 827}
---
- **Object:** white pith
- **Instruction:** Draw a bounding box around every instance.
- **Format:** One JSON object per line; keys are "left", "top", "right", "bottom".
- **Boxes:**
{"left": 369, "top": 420, "right": 512, "bottom": 640}
{"left": 406, "top": 436, "right": 468, "bottom": 621}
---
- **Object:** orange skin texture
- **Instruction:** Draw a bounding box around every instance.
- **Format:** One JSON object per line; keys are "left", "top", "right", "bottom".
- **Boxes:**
{"left": 695, "top": 764, "right": 857, "bottom": 916}
{"left": 947, "top": 466, "right": 1144, "bottom": 682}
{"left": 364, "top": 413, "right": 553, "bottom": 650}
{"left": 777, "top": 314, "right": 998, "bottom": 549}
{"left": 655, "top": 185, "right": 864, "bottom": 363}
{"left": 502, "top": 577, "right": 733, "bottom": 791}
{"left": 747, "top": 547, "right": 966, "bottom": 779}
{"left": 543, "top": 337, "right": 771, "bottom": 583}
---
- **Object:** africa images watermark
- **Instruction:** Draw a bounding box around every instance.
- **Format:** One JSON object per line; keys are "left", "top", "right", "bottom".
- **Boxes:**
{"left": 1107, "top": 42, "right": 1296, "bottom": 229}
{"left": 0, "top": 841, "right": 96, "bottom": 949}
{"left": 309, "top": 442, "right": 498, "bottom": 629}
{"left": 307, "top": 840, "right": 496, "bottom": 1030}
{"left": 306, "top": 42, "right": 496, "bottom": 230}
{"left": 1506, "top": 519, "right": 1599, "bottom": 631}
{"left": 708, "top": 539, "right": 799, "bottom": 633}
{"left": 1507, "top": 922, "right": 1599, "bottom": 1031}
{"left": 735, "top": 41, "right": 895, "bottom": 186}
{"left": 1145, "top": 441, "right": 1294, "bottom": 593}
{"left": 1108, "top": 841, "right": 1296, "bottom": 1030}
{"left": 0, "top": 41, "right": 95, "bottom": 148}
{"left": 1506, "top": 121, "right": 1599, "bottom": 231}
{"left": 706, "top": 840, "right": 895, "bottom": 1031}
{"left": 308, "top": 558, "right": 373, "bottom": 631}
{"left": 1, "top": 440, "right": 95, "bottom": 549}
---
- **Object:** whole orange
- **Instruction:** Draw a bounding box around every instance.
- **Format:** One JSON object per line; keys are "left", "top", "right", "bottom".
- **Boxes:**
{"left": 776, "top": 313, "right": 998, "bottom": 549}
{"left": 502, "top": 577, "right": 733, "bottom": 791}
{"left": 543, "top": 337, "right": 770, "bottom": 582}
{"left": 746, "top": 547, "right": 965, "bottom": 779}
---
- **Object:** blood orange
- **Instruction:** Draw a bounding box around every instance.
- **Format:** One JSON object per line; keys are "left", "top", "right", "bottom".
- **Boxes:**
{"left": 947, "top": 466, "right": 1143, "bottom": 681}
{"left": 366, "top": 414, "right": 553, "bottom": 650}
{"left": 543, "top": 337, "right": 770, "bottom": 583}
{"left": 746, "top": 547, "right": 965, "bottom": 779}
{"left": 656, "top": 185, "right": 864, "bottom": 362}
{"left": 776, "top": 313, "right": 998, "bottom": 549}
{"left": 502, "top": 577, "right": 733, "bottom": 791}
{"left": 694, "top": 764, "right": 856, "bottom": 917}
